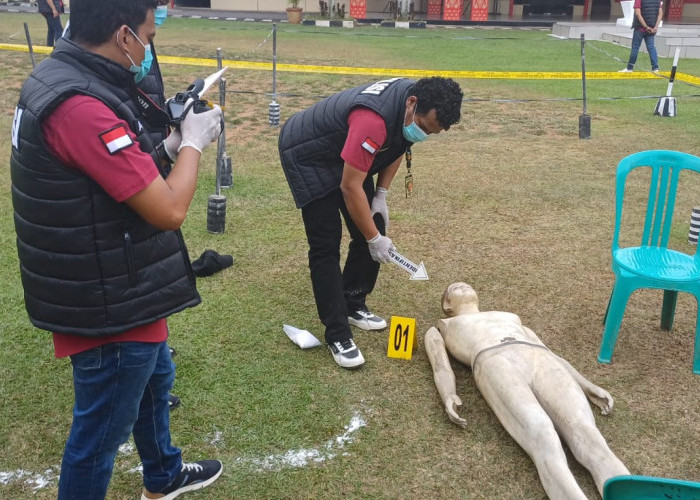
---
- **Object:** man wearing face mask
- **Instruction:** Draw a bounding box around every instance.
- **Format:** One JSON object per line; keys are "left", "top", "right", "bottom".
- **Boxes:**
{"left": 10, "top": 1, "right": 223, "bottom": 498}
{"left": 279, "top": 77, "right": 463, "bottom": 369}
{"left": 63, "top": 0, "right": 184, "bottom": 411}
{"left": 61, "top": 0, "right": 178, "bottom": 169}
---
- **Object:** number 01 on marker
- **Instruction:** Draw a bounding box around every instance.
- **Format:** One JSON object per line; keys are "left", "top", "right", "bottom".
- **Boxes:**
{"left": 387, "top": 316, "right": 416, "bottom": 360}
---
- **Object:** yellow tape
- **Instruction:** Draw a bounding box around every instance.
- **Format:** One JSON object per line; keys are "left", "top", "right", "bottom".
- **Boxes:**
{"left": 0, "top": 43, "right": 52, "bottom": 54}
{"left": 2, "top": 43, "right": 697, "bottom": 83}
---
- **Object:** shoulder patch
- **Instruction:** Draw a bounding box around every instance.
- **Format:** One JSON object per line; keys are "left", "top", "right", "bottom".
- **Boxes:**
{"left": 99, "top": 124, "right": 134, "bottom": 155}
{"left": 361, "top": 137, "right": 380, "bottom": 155}
{"left": 11, "top": 106, "right": 24, "bottom": 150}
{"left": 360, "top": 77, "right": 403, "bottom": 96}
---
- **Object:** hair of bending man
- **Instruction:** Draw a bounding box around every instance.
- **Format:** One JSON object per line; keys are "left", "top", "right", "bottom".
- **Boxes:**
{"left": 413, "top": 77, "right": 464, "bottom": 130}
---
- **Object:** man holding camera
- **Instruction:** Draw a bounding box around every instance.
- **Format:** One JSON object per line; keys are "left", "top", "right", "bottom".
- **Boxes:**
{"left": 11, "top": 0, "right": 223, "bottom": 498}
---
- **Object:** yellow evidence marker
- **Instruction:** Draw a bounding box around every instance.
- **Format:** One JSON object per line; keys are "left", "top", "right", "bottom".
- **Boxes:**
{"left": 387, "top": 316, "right": 416, "bottom": 360}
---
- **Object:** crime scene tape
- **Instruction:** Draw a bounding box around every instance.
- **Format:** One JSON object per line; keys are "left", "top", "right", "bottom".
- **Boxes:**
{"left": 2, "top": 43, "right": 699, "bottom": 84}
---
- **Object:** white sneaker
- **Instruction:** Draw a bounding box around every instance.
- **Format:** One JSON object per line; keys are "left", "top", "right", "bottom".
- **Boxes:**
{"left": 348, "top": 309, "right": 387, "bottom": 330}
{"left": 329, "top": 339, "right": 365, "bottom": 369}
{"left": 618, "top": 68, "right": 633, "bottom": 73}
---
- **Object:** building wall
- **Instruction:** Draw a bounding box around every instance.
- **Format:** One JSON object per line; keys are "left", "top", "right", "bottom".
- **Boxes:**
{"left": 212, "top": 0, "right": 321, "bottom": 13}
{"left": 683, "top": 2, "right": 700, "bottom": 19}
{"left": 211, "top": 0, "right": 698, "bottom": 18}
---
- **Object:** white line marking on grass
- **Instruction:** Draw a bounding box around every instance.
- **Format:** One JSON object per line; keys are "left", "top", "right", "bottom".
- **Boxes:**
{"left": 119, "top": 441, "right": 135, "bottom": 454}
{"left": 237, "top": 411, "right": 367, "bottom": 471}
{"left": 0, "top": 413, "right": 367, "bottom": 489}
{"left": 0, "top": 441, "right": 140, "bottom": 490}
{"left": 207, "top": 429, "right": 225, "bottom": 446}
{"left": 0, "top": 467, "right": 59, "bottom": 490}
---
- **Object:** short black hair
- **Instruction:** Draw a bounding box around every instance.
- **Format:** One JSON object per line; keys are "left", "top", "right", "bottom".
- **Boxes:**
{"left": 413, "top": 77, "right": 463, "bottom": 130}
{"left": 70, "top": 0, "right": 157, "bottom": 45}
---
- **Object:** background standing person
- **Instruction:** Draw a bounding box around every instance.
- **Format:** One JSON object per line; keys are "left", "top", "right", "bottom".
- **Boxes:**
{"left": 10, "top": 0, "right": 223, "bottom": 498}
{"left": 279, "top": 77, "right": 463, "bottom": 369}
{"left": 619, "top": 0, "right": 664, "bottom": 73}
{"left": 37, "top": 0, "right": 64, "bottom": 47}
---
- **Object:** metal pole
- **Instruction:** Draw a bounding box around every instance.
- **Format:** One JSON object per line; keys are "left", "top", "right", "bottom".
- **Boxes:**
{"left": 579, "top": 34, "right": 591, "bottom": 139}
{"left": 272, "top": 24, "right": 277, "bottom": 99}
{"left": 215, "top": 48, "right": 223, "bottom": 195}
{"left": 219, "top": 78, "right": 233, "bottom": 188}
{"left": 215, "top": 48, "right": 232, "bottom": 188}
{"left": 23, "top": 22, "right": 36, "bottom": 68}
{"left": 581, "top": 34, "right": 587, "bottom": 116}
{"left": 665, "top": 47, "right": 681, "bottom": 97}
{"left": 207, "top": 48, "right": 228, "bottom": 234}
{"left": 269, "top": 24, "right": 280, "bottom": 127}
{"left": 654, "top": 47, "right": 680, "bottom": 117}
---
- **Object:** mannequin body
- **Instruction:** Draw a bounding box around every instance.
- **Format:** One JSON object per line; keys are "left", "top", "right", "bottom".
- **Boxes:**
{"left": 425, "top": 283, "right": 629, "bottom": 499}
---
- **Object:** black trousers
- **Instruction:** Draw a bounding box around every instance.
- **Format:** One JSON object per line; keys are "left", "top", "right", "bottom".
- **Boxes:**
{"left": 301, "top": 176, "right": 385, "bottom": 344}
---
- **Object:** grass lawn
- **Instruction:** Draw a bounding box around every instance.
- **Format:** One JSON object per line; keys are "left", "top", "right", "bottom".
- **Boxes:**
{"left": 1, "top": 12, "right": 700, "bottom": 499}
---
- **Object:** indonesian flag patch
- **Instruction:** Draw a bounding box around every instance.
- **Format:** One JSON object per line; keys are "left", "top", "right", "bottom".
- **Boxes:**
{"left": 361, "top": 137, "right": 380, "bottom": 155}
{"left": 99, "top": 125, "right": 133, "bottom": 155}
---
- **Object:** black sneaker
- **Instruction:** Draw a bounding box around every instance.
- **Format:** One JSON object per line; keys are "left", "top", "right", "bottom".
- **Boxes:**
{"left": 348, "top": 308, "right": 387, "bottom": 330}
{"left": 141, "top": 460, "right": 223, "bottom": 500}
{"left": 329, "top": 338, "right": 365, "bottom": 369}
{"left": 168, "top": 394, "right": 181, "bottom": 410}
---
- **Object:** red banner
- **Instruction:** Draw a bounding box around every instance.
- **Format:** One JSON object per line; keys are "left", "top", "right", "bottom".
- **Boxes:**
{"left": 667, "top": 0, "right": 684, "bottom": 20}
{"left": 443, "top": 0, "right": 463, "bottom": 20}
{"left": 428, "top": 0, "right": 443, "bottom": 16}
{"left": 471, "top": 0, "right": 488, "bottom": 20}
{"left": 350, "top": 0, "right": 367, "bottom": 18}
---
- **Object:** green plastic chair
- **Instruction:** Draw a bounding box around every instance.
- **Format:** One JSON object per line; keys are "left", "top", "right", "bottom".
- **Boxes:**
{"left": 603, "top": 474, "right": 700, "bottom": 499}
{"left": 599, "top": 150, "right": 700, "bottom": 374}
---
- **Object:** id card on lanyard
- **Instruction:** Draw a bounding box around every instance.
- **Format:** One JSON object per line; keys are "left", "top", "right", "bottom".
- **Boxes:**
{"left": 404, "top": 147, "right": 413, "bottom": 198}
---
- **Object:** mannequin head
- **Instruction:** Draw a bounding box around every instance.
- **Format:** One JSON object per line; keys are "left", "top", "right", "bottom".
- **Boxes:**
{"left": 441, "top": 282, "right": 479, "bottom": 317}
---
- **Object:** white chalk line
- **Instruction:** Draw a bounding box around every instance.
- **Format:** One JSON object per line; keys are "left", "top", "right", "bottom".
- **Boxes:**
{"left": 0, "top": 411, "right": 367, "bottom": 490}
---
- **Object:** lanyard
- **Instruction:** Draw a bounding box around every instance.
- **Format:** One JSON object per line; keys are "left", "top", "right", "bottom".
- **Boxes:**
{"left": 404, "top": 147, "right": 413, "bottom": 198}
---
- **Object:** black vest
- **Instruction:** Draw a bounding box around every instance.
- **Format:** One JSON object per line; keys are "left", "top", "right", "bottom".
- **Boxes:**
{"left": 10, "top": 38, "right": 200, "bottom": 336}
{"left": 633, "top": 0, "right": 661, "bottom": 29}
{"left": 279, "top": 78, "right": 414, "bottom": 208}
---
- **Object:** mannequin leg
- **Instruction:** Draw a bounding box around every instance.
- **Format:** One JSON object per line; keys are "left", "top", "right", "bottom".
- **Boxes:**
{"left": 475, "top": 356, "right": 588, "bottom": 500}
{"left": 533, "top": 367, "right": 629, "bottom": 496}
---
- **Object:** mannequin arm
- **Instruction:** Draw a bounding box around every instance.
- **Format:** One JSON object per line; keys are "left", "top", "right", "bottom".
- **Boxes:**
{"left": 425, "top": 327, "right": 467, "bottom": 428}
{"left": 554, "top": 355, "right": 614, "bottom": 415}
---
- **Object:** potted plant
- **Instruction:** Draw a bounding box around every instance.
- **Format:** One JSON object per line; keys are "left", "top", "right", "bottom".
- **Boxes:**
{"left": 286, "top": 0, "right": 303, "bottom": 24}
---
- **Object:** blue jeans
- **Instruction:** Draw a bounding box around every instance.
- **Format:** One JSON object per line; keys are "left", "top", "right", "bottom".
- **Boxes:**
{"left": 42, "top": 12, "right": 63, "bottom": 47}
{"left": 58, "top": 341, "right": 182, "bottom": 499}
{"left": 626, "top": 29, "right": 659, "bottom": 71}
